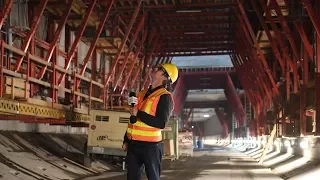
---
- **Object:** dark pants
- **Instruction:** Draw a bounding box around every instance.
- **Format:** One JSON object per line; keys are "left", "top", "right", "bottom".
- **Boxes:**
{"left": 127, "top": 141, "right": 164, "bottom": 180}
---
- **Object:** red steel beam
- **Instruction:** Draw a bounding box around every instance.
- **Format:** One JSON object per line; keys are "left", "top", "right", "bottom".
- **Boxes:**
{"left": 104, "top": 0, "right": 142, "bottom": 87}
{"left": 294, "top": 22, "right": 314, "bottom": 61}
{"left": 161, "top": 30, "right": 231, "bottom": 35}
{"left": 236, "top": 40, "right": 264, "bottom": 104}
{"left": 15, "top": 0, "right": 48, "bottom": 71}
{"left": 230, "top": 54, "right": 258, "bottom": 107}
{"left": 163, "top": 37, "right": 231, "bottom": 43}
{"left": 251, "top": 0, "right": 285, "bottom": 72}
{"left": 75, "top": 0, "right": 114, "bottom": 90}
{"left": 147, "top": 29, "right": 156, "bottom": 46}
{"left": 143, "top": 41, "right": 164, "bottom": 88}
{"left": 260, "top": 0, "right": 293, "bottom": 70}
{"left": 122, "top": 12, "right": 230, "bottom": 19}
{"left": 270, "top": 0, "right": 302, "bottom": 66}
{"left": 132, "top": 35, "right": 160, "bottom": 89}
{"left": 120, "top": 31, "right": 148, "bottom": 94}
{"left": 237, "top": 1, "right": 279, "bottom": 96}
{"left": 316, "top": 73, "right": 320, "bottom": 135}
{"left": 156, "top": 20, "right": 234, "bottom": 27}
{"left": 234, "top": 25, "right": 270, "bottom": 102}
{"left": 38, "top": 0, "right": 74, "bottom": 79}
{"left": 215, "top": 108, "right": 229, "bottom": 137}
{"left": 112, "top": 2, "right": 237, "bottom": 10}
{"left": 300, "top": 47, "right": 308, "bottom": 136}
{"left": 236, "top": 19, "right": 269, "bottom": 105}
{"left": 0, "top": 115, "right": 65, "bottom": 124}
{"left": 301, "top": 0, "right": 320, "bottom": 40}
{"left": 165, "top": 52, "right": 230, "bottom": 56}
{"left": 113, "top": 15, "right": 145, "bottom": 90}
{"left": 0, "top": 0, "right": 13, "bottom": 30}
{"left": 184, "top": 108, "right": 193, "bottom": 129}
{"left": 57, "top": 0, "right": 97, "bottom": 85}
{"left": 15, "top": 31, "right": 68, "bottom": 58}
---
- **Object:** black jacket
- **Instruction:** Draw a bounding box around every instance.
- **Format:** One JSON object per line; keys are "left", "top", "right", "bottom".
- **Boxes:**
{"left": 123, "top": 85, "right": 173, "bottom": 143}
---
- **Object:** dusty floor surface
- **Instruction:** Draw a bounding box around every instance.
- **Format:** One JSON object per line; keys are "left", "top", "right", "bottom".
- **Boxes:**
{"left": 81, "top": 147, "right": 283, "bottom": 180}
{"left": 1, "top": 132, "right": 319, "bottom": 180}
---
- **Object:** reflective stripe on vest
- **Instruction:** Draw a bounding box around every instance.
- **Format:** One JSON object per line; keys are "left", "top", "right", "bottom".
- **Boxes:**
{"left": 126, "top": 87, "right": 173, "bottom": 142}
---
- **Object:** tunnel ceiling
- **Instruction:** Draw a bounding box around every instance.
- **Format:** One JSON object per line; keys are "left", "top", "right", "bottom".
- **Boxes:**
{"left": 2, "top": 0, "right": 316, "bottom": 137}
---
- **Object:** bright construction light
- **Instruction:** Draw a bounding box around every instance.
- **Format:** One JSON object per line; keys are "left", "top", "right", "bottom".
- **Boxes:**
{"left": 203, "top": 114, "right": 209, "bottom": 117}
{"left": 191, "top": 126, "right": 194, "bottom": 128}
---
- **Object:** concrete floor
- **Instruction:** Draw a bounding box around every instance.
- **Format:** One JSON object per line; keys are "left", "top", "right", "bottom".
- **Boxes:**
{"left": 82, "top": 146, "right": 282, "bottom": 180}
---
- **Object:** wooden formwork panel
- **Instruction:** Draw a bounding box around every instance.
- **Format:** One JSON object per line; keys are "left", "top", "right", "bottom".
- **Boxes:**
{"left": 4, "top": 76, "right": 30, "bottom": 100}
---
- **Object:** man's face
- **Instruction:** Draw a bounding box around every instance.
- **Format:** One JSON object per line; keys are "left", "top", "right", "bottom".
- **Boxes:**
{"left": 151, "top": 66, "right": 166, "bottom": 82}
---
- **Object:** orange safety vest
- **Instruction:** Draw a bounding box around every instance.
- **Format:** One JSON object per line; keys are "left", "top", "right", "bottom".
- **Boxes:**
{"left": 126, "top": 87, "right": 174, "bottom": 142}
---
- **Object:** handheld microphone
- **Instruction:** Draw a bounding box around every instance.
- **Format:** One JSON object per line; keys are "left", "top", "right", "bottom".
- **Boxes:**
{"left": 129, "top": 91, "right": 136, "bottom": 107}
{"left": 129, "top": 89, "right": 137, "bottom": 124}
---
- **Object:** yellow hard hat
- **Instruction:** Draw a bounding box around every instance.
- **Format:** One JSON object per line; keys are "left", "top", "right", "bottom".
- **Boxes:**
{"left": 159, "top": 63, "right": 179, "bottom": 83}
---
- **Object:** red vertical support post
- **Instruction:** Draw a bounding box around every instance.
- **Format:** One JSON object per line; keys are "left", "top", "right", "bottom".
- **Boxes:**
{"left": 300, "top": 47, "right": 308, "bottom": 136}
{"left": 38, "top": 0, "right": 74, "bottom": 79}
{"left": 0, "top": 0, "right": 13, "bottom": 30}
{"left": 25, "top": 52, "right": 30, "bottom": 99}
{"left": 314, "top": 0, "right": 320, "bottom": 135}
{"left": 57, "top": 0, "right": 97, "bottom": 85}
{"left": 104, "top": 0, "right": 142, "bottom": 87}
{"left": 91, "top": 49, "right": 97, "bottom": 102}
{"left": 286, "top": 56, "right": 290, "bottom": 101}
{"left": 64, "top": 25, "right": 72, "bottom": 103}
{"left": 52, "top": 61, "right": 56, "bottom": 108}
{"left": 75, "top": 0, "right": 114, "bottom": 90}
{"left": 89, "top": 80, "right": 92, "bottom": 114}
{"left": 316, "top": 73, "right": 320, "bottom": 135}
{"left": 15, "top": 0, "right": 48, "bottom": 71}
{"left": 0, "top": 40, "right": 4, "bottom": 97}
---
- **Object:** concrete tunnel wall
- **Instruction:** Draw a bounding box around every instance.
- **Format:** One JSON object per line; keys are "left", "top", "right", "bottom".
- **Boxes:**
{"left": 203, "top": 115, "right": 223, "bottom": 137}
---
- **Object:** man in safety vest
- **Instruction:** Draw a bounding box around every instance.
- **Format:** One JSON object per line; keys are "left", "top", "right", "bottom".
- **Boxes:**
{"left": 122, "top": 63, "right": 179, "bottom": 180}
